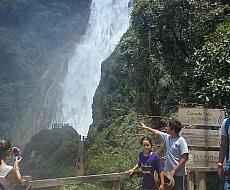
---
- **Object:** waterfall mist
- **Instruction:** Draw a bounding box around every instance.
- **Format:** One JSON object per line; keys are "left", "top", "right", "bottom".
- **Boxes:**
{"left": 59, "top": 0, "right": 131, "bottom": 136}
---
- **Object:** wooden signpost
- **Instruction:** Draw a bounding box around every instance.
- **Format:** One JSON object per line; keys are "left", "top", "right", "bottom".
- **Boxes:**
{"left": 179, "top": 107, "right": 225, "bottom": 126}
{"left": 178, "top": 107, "right": 225, "bottom": 190}
{"left": 180, "top": 129, "right": 220, "bottom": 148}
{"left": 188, "top": 150, "right": 219, "bottom": 167}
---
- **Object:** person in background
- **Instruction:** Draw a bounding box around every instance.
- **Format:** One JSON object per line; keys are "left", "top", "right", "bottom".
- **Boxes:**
{"left": 128, "top": 136, "right": 165, "bottom": 190}
{"left": 139, "top": 119, "right": 189, "bottom": 190}
{"left": 0, "top": 138, "right": 22, "bottom": 190}
{"left": 218, "top": 117, "right": 230, "bottom": 189}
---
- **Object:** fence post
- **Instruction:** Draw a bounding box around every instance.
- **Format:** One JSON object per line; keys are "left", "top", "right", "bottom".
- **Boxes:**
{"left": 197, "top": 172, "right": 206, "bottom": 190}
{"left": 15, "top": 176, "right": 32, "bottom": 190}
{"left": 113, "top": 180, "right": 120, "bottom": 190}
{"left": 187, "top": 172, "right": 195, "bottom": 190}
{"left": 14, "top": 185, "right": 27, "bottom": 190}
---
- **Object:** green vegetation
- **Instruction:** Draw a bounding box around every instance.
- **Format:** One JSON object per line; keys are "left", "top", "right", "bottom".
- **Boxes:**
{"left": 193, "top": 19, "right": 230, "bottom": 105}
{"left": 60, "top": 184, "right": 106, "bottom": 190}
{"left": 88, "top": 0, "right": 229, "bottom": 189}
{"left": 21, "top": 127, "right": 80, "bottom": 179}
{"left": 91, "top": 0, "right": 230, "bottom": 141}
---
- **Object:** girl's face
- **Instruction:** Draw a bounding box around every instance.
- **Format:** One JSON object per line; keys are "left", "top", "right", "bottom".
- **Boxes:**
{"left": 141, "top": 140, "right": 152, "bottom": 154}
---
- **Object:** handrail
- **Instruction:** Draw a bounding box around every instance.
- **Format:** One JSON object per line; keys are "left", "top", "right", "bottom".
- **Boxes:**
{"left": 16, "top": 168, "right": 218, "bottom": 190}
{"left": 17, "top": 172, "right": 130, "bottom": 189}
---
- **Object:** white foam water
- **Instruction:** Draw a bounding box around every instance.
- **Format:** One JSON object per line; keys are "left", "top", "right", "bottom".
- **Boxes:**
{"left": 60, "top": 0, "right": 131, "bottom": 135}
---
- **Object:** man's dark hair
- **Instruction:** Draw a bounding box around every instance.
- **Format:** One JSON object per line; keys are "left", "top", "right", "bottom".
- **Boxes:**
{"left": 168, "top": 119, "right": 182, "bottom": 135}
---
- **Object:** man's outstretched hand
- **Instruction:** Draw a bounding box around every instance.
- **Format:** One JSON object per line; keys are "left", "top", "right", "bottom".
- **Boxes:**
{"left": 139, "top": 122, "right": 147, "bottom": 129}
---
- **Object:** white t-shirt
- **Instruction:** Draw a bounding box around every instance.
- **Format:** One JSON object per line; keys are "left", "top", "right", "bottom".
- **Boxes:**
{"left": 220, "top": 118, "right": 230, "bottom": 160}
{"left": 0, "top": 162, "right": 13, "bottom": 190}
{"left": 160, "top": 132, "right": 189, "bottom": 176}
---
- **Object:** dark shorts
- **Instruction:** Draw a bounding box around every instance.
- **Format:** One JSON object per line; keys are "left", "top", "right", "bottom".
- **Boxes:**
{"left": 172, "top": 176, "right": 186, "bottom": 190}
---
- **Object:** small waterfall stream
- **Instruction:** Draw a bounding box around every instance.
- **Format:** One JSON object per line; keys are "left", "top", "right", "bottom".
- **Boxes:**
{"left": 60, "top": 0, "right": 131, "bottom": 135}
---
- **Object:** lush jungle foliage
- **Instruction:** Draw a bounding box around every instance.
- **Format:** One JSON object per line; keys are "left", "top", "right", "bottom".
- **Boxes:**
{"left": 91, "top": 0, "right": 230, "bottom": 136}
{"left": 20, "top": 126, "right": 80, "bottom": 179}
{"left": 88, "top": 0, "right": 229, "bottom": 189}
{"left": 129, "top": 0, "right": 230, "bottom": 114}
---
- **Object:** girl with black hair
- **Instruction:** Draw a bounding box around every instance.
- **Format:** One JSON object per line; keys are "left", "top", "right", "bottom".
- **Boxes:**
{"left": 128, "top": 136, "right": 164, "bottom": 190}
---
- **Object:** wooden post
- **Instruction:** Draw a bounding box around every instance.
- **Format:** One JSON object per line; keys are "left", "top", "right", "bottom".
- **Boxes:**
{"left": 187, "top": 172, "right": 195, "bottom": 190}
{"left": 197, "top": 172, "right": 206, "bottom": 190}
{"left": 178, "top": 107, "right": 224, "bottom": 190}
{"left": 113, "top": 180, "right": 120, "bottom": 190}
{"left": 194, "top": 172, "right": 198, "bottom": 190}
{"left": 76, "top": 140, "right": 85, "bottom": 176}
{"left": 14, "top": 185, "right": 27, "bottom": 190}
{"left": 15, "top": 176, "right": 32, "bottom": 190}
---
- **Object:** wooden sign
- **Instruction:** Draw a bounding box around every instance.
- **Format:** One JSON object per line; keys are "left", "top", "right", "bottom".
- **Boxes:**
{"left": 180, "top": 128, "right": 220, "bottom": 148}
{"left": 187, "top": 151, "right": 219, "bottom": 168}
{"left": 179, "top": 107, "right": 225, "bottom": 126}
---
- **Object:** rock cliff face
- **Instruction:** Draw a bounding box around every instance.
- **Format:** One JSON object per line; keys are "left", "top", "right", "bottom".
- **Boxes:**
{"left": 0, "top": 0, "right": 91, "bottom": 145}
{"left": 88, "top": 29, "right": 144, "bottom": 140}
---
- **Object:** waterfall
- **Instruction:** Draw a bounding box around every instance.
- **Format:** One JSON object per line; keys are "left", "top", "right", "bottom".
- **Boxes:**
{"left": 60, "top": 0, "right": 131, "bottom": 136}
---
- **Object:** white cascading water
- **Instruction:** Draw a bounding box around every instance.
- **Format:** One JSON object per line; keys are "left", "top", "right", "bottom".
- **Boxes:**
{"left": 60, "top": 0, "right": 131, "bottom": 136}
